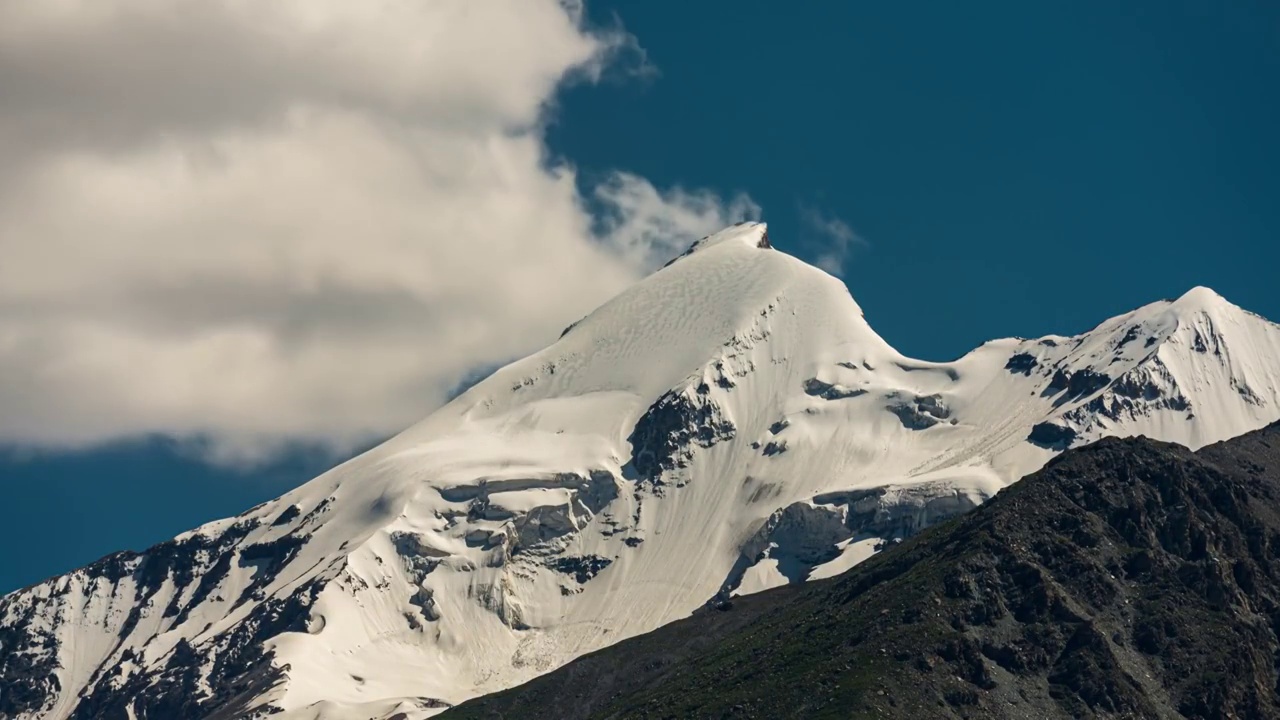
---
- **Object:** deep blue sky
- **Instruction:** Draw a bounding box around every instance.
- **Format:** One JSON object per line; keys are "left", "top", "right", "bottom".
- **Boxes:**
{"left": 560, "top": 0, "right": 1278, "bottom": 355}
{"left": 2, "top": 1, "right": 1277, "bottom": 593}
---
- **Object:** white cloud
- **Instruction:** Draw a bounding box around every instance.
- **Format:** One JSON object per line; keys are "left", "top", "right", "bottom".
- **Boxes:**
{"left": 799, "top": 204, "right": 865, "bottom": 274}
{"left": 593, "top": 173, "right": 760, "bottom": 270}
{"left": 0, "top": 0, "right": 758, "bottom": 461}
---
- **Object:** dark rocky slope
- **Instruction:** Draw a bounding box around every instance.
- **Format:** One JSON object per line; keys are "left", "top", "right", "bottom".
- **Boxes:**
{"left": 446, "top": 422, "right": 1280, "bottom": 720}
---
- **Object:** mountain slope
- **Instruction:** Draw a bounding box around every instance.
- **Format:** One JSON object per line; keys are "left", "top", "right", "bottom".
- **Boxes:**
{"left": 3, "top": 223, "right": 1280, "bottom": 719}
{"left": 446, "top": 422, "right": 1280, "bottom": 720}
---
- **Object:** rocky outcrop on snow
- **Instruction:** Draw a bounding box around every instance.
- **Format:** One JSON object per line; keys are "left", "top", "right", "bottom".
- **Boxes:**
{"left": 626, "top": 387, "right": 735, "bottom": 485}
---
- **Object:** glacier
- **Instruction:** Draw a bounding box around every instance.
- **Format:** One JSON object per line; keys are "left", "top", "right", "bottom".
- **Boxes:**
{"left": 3, "top": 222, "right": 1279, "bottom": 719}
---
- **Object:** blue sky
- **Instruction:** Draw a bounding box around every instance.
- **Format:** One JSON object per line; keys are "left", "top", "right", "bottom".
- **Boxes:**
{"left": 2, "top": 1, "right": 1277, "bottom": 593}
{"left": 559, "top": 0, "right": 1279, "bottom": 354}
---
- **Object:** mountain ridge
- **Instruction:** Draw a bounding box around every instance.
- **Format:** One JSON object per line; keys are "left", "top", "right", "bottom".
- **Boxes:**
{"left": 3, "top": 223, "right": 1279, "bottom": 719}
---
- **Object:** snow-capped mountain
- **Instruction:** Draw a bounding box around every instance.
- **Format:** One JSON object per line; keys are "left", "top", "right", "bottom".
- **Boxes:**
{"left": 3, "top": 223, "right": 1279, "bottom": 720}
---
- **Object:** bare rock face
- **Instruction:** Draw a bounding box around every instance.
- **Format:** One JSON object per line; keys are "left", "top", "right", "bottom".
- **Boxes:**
{"left": 547, "top": 555, "right": 613, "bottom": 585}
{"left": 803, "top": 377, "right": 867, "bottom": 400}
{"left": 1047, "top": 367, "right": 1113, "bottom": 401}
{"left": 627, "top": 386, "right": 736, "bottom": 484}
{"left": 1028, "top": 420, "right": 1079, "bottom": 448}
{"left": 885, "top": 392, "right": 952, "bottom": 430}
{"left": 1004, "top": 352, "right": 1039, "bottom": 376}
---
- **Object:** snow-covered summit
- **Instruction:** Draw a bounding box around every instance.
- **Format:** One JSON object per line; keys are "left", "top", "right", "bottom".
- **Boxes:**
{"left": 659, "top": 220, "right": 773, "bottom": 267}
{"left": 3, "top": 226, "right": 1279, "bottom": 720}
{"left": 998, "top": 284, "right": 1280, "bottom": 454}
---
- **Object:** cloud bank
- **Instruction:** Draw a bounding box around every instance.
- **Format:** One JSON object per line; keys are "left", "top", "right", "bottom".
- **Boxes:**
{"left": 0, "top": 0, "right": 757, "bottom": 460}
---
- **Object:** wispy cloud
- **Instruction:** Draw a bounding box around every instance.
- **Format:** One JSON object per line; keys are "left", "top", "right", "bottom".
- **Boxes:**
{"left": 0, "top": 0, "right": 755, "bottom": 463}
{"left": 798, "top": 204, "right": 867, "bottom": 274}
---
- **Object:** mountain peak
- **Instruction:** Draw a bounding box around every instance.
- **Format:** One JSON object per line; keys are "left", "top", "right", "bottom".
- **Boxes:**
{"left": 4, "top": 225, "right": 1279, "bottom": 720}
{"left": 661, "top": 221, "right": 770, "bottom": 268}
{"left": 689, "top": 220, "right": 770, "bottom": 253}
{"left": 1168, "top": 285, "right": 1239, "bottom": 319}
{"left": 1173, "top": 284, "right": 1227, "bottom": 309}
{"left": 1015, "top": 281, "right": 1280, "bottom": 454}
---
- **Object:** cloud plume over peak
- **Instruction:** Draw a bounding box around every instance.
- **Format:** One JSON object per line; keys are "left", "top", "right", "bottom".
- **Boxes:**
{"left": 799, "top": 203, "right": 865, "bottom": 274}
{"left": 0, "top": 0, "right": 758, "bottom": 461}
